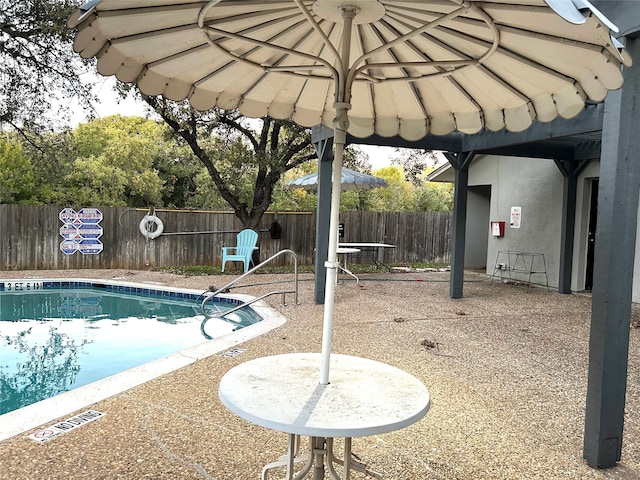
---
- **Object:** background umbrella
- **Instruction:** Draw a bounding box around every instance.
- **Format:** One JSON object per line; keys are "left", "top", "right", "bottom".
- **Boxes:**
{"left": 70, "top": 0, "right": 630, "bottom": 385}
{"left": 288, "top": 168, "right": 388, "bottom": 191}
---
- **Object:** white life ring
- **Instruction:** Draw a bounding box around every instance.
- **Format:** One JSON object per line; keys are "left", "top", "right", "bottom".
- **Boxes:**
{"left": 139, "top": 215, "right": 164, "bottom": 239}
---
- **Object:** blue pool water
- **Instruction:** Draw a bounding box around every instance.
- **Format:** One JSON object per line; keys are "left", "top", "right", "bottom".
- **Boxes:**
{"left": 0, "top": 280, "right": 262, "bottom": 415}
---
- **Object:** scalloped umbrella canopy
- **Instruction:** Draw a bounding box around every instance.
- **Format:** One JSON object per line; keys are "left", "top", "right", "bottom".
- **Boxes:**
{"left": 69, "top": 0, "right": 631, "bottom": 139}
{"left": 69, "top": 0, "right": 630, "bottom": 384}
{"left": 288, "top": 168, "right": 388, "bottom": 190}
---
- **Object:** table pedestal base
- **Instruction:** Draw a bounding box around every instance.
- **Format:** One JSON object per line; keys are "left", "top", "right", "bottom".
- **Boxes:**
{"left": 262, "top": 434, "right": 382, "bottom": 480}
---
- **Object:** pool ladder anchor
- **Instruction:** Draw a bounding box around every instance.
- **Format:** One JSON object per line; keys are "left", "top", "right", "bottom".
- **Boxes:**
{"left": 200, "top": 249, "right": 299, "bottom": 331}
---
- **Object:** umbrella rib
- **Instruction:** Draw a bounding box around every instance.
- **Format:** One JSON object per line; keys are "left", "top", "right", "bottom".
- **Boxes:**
{"left": 354, "top": 4, "right": 471, "bottom": 65}
{"left": 239, "top": 30, "right": 334, "bottom": 111}
{"left": 346, "top": 2, "right": 499, "bottom": 90}
{"left": 198, "top": 0, "right": 340, "bottom": 82}
{"left": 199, "top": 25, "right": 338, "bottom": 81}
{"left": 203, "top": 15, "right": 333, "bottom": 103}
{"left": 347, "top": 5, "right": 590, "bottom": 91}
{"left": 353, "top": 60, "right": 478, "bottom": 82}
{"left": 291, "top": 0, "right": 345, "bottom": 79}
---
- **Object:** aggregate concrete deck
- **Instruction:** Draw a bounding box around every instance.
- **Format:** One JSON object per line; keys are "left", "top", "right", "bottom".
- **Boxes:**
{"left": 1, "top": 269, "right": 639, "bottom": 479}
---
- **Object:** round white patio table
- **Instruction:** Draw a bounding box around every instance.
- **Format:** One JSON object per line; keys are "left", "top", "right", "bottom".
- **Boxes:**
{"left": 218, "top": 353, "right": 431, "bottom": 479}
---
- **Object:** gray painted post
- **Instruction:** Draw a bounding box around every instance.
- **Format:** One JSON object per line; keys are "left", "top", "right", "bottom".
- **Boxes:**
{"left": 445, "top": 152, "right": 474, "bottom": 299}
{"left": 312, "top": 126, "right": 334, "bottom": 304}
{"left": 555, "top": 159, "right": 590, "bottom": 294}
{"left": 584, "top": 36, "right": 640, "bottom": 468}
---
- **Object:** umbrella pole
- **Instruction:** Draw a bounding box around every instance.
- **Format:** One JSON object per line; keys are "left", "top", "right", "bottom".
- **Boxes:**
{"left": 319, "top": 131, "right": 344, "bottom": 385}
{"left": 319, "top": 5, "right": 357, "bottom": 385}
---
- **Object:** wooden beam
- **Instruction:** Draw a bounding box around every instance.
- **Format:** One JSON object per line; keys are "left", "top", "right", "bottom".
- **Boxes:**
{"left": 584, "top": 36, "right": 640, "bottom": 468}
{"left": 312, "top": 125, "right": 334, "bottom": 304}
{"left": 348, "top": 104, "right": 604, "bottom": 156}
{"left": 593, "top": 0, "right": 640, "bottom": 36}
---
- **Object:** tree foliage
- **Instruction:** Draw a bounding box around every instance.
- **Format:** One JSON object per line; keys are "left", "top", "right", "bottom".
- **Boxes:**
{"left": 391, "top": 148, "right": 442, "bottom": 186}
{"left": 0, "top": 104, "right": 452, "bottom": 213}
{"left": 0, "top": 0, "right": 93, "bottom": 134}
{"left": 68, "top": 116, "right": 165, "bottom": 206}
{"left": 141, "top": 95, "right": 317, "bottom": 229}
{"left": 0, "top": 135, "right": 37, "bottom": 203}
{"left": 4, "top": 116, "right": 177, "bottom": 207}
{"left": 275, "top": 163, "right": 453, "bottom": 213}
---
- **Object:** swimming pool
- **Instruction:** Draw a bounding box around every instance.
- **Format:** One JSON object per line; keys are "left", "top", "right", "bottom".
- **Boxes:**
{"left": 0, "top": 278, "right": 287, "bottom": 441}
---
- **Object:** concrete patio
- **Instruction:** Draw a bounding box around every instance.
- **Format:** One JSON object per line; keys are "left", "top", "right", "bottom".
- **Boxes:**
{"left": 1, "top": 268, "right": 639, "bottom": 479}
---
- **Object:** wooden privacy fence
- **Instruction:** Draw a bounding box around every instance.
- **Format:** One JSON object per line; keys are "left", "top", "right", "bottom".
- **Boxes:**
{"left": 0, "top": 205, "right": 451, "bottom": 271}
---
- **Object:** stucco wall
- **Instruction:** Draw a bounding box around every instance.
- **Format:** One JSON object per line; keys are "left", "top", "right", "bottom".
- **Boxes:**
{"left": 465, "top": 186, "right": 491, "bottom": 268}
{"left": 435, "top": 154, "right": 640, "bottom": 299}
{"left": 468, "top": 155, "right": 565, "bottom": 289}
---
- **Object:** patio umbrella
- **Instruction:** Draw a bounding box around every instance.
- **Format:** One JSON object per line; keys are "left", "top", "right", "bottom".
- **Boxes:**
{"left": 69, "top": 0, "right": 630, "bottom": 385}
{"left": 288, "top": 167, "right": 388, "bottom": 191}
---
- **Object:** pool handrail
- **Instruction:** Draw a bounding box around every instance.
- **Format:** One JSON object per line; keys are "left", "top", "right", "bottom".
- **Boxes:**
{"left": 200, "top": 249, "right": 298, "bottom": 320}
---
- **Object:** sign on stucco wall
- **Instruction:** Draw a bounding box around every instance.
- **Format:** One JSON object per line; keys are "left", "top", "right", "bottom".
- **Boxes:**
{"left": 510, "top": 206, "right": 521, "bottom": 228}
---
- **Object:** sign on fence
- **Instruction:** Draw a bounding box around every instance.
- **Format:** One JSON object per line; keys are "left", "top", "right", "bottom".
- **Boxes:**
{"left": 59, "top": 208, "right": 104, "bottom": 255}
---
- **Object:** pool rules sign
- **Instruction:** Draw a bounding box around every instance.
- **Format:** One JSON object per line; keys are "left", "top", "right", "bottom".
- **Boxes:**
{"left": 59, "top": 208, "right": 104, "bottom": 255}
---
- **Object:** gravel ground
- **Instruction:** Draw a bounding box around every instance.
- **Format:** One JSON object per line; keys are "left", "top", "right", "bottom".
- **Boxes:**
{"left": 1, "top": 268, "right": 640, "bottom": 479}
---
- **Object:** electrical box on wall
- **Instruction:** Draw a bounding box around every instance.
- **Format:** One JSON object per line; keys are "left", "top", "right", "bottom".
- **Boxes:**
{"left": 490, "top": 221, "right": 505, "bottom": 238}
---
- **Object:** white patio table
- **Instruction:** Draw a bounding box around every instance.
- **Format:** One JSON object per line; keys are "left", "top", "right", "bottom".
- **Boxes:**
{"left": 336, "top": 247, "right": 361, "bottom": 283}
{"left": 218, "top": 353, "right": 431, "bottom": 479}
{"left": 337, "top": 243, "right": 396, "bottom": 270}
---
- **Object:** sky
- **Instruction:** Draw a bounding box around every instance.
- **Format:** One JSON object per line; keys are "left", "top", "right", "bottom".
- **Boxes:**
{"left": 70, "top": 76, "right": 156, "bottom": 126}
{"left": 77, "top": 76, "right": 430, "bottom": 170}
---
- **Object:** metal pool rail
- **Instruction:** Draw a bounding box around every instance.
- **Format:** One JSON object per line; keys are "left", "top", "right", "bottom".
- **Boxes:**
{"left": 200, "top": 249, "right": 298, "bottom": 328}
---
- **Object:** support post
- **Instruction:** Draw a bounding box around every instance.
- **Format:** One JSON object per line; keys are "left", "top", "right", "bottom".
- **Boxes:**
{"left": 311, "top": 126, "right": 334, "bottom": 304}
{"left": 554, "top": 159, "right": 591, "bottom": 294}
{"left": 445, "top": 151, "right": 475, "bottom": 299}
{"left": 584, "top": 36, "right": 640, "bottom": 468}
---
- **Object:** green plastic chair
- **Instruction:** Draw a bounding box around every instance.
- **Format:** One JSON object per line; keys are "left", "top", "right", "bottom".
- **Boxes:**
{"left": 221, "top": 229, "right": 259, "bottom": 273}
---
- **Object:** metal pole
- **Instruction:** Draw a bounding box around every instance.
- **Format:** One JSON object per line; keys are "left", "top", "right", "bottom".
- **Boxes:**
{"left": 319, "top": 6, "right": 356, "bottom": 385}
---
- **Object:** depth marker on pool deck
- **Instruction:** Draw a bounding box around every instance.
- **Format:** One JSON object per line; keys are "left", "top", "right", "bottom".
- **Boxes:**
{"left": 221, "top": 348, "right": 246, "bottom": 358}
{"left": 28, "top": 410, "right": 105, "bottom": 443}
